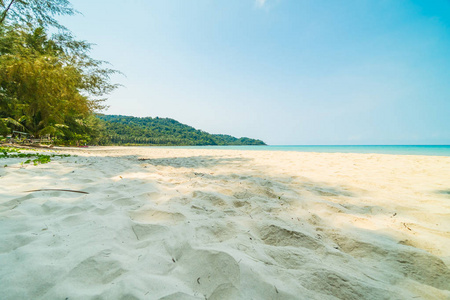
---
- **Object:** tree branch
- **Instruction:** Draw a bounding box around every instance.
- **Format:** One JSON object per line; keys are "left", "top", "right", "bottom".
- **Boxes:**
{"left": 0, "top": 0, "right": 15, "bottom": 24}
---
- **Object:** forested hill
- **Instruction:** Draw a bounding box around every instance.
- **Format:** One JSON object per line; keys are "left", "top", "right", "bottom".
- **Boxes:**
{"left": 97, "top": 115, "right": 266, "bottom": 146}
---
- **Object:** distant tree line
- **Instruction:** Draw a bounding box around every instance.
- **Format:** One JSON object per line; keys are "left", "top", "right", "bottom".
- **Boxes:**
{"left": 96, "top": 115, "right": 266, "bottom": 146}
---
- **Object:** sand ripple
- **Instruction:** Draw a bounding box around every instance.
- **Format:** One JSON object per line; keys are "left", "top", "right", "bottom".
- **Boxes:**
{"left": 0, "top": 147, "right": 449, "bottom": 299}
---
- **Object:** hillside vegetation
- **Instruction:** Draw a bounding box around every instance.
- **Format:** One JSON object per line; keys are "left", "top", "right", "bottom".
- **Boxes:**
{"left": 0, "top": 2, "right": 264, "bottom": 147}
{"left": 97, "top": 115, "right": 266, "bottom": 146}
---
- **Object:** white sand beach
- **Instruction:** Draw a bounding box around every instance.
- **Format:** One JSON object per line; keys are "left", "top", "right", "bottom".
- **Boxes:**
{"left": 0, "top": 147, "right": 449, "bottom": 299}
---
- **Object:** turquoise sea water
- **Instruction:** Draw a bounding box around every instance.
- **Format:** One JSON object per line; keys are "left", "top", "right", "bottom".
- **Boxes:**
{"left": 148, "top": 145, "right": 450, "bottom": 156}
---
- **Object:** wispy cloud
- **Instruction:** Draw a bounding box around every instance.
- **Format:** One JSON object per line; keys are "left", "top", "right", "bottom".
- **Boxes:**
{"left": 255, "top": 0, "right": 267, "bottom": 8}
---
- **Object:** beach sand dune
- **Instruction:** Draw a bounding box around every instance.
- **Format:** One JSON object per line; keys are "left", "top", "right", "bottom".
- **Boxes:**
{"left": 1, "top": 147, "right": 449, "bottom": 299}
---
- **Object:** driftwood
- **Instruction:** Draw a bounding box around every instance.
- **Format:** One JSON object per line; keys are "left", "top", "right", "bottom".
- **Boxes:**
{"left": 24, "top": 189, "right": 89, "bottom": 194}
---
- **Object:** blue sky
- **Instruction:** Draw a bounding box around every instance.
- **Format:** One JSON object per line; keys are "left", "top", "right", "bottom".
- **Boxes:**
{"left": 60, "top": 0, "right": 450, "bottom": 145}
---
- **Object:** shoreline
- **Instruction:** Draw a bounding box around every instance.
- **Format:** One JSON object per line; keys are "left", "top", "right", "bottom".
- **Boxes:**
{"left": 4, "top": 143, "right": 449, "bottom": 157}
{"left": 1, "top": 147, "right": 449, "bottom": 299}
{"left": 58, "top": 144, "right": 450, "bottom": 157}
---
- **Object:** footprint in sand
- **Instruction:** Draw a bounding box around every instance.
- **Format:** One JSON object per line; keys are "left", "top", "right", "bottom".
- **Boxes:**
{"left": 330, "top": 232, "right": 450, "bottom": 290}
{"left": 129, "top": 209, "right": 186, "bottom": 226}
{"left": 259, "top": 224, "right": 323, "bottom": 250}
{"left": 64, "top": 253, "right": 126, "bottom": 285}
{"left": 170, "top": 248, "right": 240, "bottom": 299}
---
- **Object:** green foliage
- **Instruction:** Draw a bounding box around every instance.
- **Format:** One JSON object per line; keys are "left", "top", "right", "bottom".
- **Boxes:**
{"left": 0, "top": 0, "right": 119, "bottom": 145}
{"left": 0, "top": 24, "right": 118, "bottom": 142}
{"left": 0, "top": 146, "right": 70, "bottom": 166}
{"left": 96, "top": 115, "right": 266, "bottom": 146}
{"left": 0, "top": 0, "right": 77, "bottom": 30}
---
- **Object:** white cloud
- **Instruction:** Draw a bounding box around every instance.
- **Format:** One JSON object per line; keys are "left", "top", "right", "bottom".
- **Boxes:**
{"left": 255, "top": 0, "right": 267, "bottom": 8}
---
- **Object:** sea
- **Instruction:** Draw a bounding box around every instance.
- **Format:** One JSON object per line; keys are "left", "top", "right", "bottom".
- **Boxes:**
{"left": 147, "top": 145, "right": 450, "bottom": 156}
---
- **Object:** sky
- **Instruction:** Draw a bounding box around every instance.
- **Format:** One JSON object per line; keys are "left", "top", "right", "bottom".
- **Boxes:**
{"left": 59, "top": 0, "right": 450, "bottom": 145}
